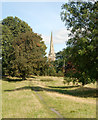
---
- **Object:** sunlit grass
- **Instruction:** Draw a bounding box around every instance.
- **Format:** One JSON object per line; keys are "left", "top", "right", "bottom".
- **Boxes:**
{"left": 2, "top": 76, "right": 97, "bottom": 118}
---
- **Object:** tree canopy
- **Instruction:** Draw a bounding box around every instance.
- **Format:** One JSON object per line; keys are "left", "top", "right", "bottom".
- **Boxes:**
{"left": 2, "top": 16, "right": 47, "bottom": 79}
{"left": 61, "top": 1, "right": 97, "bottom": 85}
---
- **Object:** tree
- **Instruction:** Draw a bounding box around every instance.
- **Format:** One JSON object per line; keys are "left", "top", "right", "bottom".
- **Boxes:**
{"left": 2, "top": 16, "right": 32, "bottom": 37}
{"left": 2, "top": 16, "right": 47, "bottom": 79}
{"left": 54, "top": 48, "right": 72, "bottom": 76}
{"left": 61, "top": 1, "right": 97, "bottom": 85}
{"left": 13, "top": 31, "right": 47, "bottom": 78}
{"left": 47, "top": 61, "right": 57, "bottom": 76}
{"left": 2, "top": 25, "right": 14, "bottom": 76}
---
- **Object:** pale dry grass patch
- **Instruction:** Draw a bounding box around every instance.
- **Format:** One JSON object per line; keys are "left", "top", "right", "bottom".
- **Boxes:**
{"left": 38, "top": 76, "right": 64, "bottom": 81}
{"left": 85, "top": 82, "right": 97, "bottom": 88}
{"left": 45, "top": 91, "right": 96, "bottom": 104}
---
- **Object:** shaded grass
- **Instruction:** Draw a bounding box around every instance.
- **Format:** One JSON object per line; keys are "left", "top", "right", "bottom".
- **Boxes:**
{"left": 2, "top": 77, "right": 25, "bottom": 82}
{"left": 48, "top": 85, "right": 97, "bottom": 98}
{"left": 4, "top": 85, "right": 97, "bottom": 98}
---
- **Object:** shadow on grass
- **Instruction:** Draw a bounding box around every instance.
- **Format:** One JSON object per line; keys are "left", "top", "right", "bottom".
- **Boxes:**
{"left": 27, "top": 76, "right": 36, "bottom": 78}
{"left": 4, "top": 86, "right": 43, "bottom": 92}
{"left": 48, "top": 85, "right": 80, "bottom": 89}
{"left": 4, "top": 85, "right": 98, "bottom": 98}
{"left": 2, "top": 77, "right": 26, "bottom": 82}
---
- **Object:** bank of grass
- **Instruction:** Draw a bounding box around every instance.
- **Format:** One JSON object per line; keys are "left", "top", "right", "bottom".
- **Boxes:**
{"left": 2, "top": 76, "right": 97, "bottom": 118}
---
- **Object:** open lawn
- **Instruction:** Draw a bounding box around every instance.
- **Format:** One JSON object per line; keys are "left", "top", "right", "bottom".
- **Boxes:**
{"left": 2, "top": 76, "right": 97, "bottom": 118}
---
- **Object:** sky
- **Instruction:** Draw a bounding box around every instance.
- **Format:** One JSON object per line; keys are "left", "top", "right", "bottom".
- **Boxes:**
{"left": 2, "top": 1, "right": 70, "bottom": 56}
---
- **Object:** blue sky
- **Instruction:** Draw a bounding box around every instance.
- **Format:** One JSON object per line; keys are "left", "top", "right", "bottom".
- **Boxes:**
{"left": 2, "top": 2, "right": 69, "bottom": 56}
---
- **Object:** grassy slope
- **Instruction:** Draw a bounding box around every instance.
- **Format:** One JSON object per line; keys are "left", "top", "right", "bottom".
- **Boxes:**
{"left": 2, "top": 76, "right": 97, "bottom": 118}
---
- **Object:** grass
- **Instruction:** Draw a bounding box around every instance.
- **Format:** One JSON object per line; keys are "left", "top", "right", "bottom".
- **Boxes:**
{"left": 2, "top": 76, "right": 97, "bottom": 118}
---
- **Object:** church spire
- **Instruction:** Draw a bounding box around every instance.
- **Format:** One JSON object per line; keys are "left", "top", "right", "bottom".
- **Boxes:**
{"left": 48, "top": 32, "right": 55, "bottom": 61}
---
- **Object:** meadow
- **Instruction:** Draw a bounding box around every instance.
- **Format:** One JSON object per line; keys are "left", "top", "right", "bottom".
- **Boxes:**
{"left": 2, "top": 76, "right": 97, "bottom": 118}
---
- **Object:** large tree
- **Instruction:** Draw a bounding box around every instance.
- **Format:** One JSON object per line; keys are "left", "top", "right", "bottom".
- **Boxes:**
{"left": 13, "top": 31, "right": 47, "bottom": 78}
{"left": 61, "top": 1, "right": 97, "bottom": 85}
{"left": 2, "top": 16, "right": 47, "bottom": 78}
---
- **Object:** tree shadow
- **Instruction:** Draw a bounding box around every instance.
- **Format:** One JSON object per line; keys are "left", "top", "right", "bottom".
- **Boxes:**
{"left": 2, "top": 77, "right": 26, "bottom": 82}
{"left": 48, "top": 85, "right": 80, "bottom": 89}
{"left": 64, "top": 87, "right": 97, "bottom": 98}
{"left": 4, "top": 85, "right": 98, "bottom": 98}
{"left": 4, "top": 86, "right": 44, "bottom": 92}
{"left": 27, "top": 76, "right": 36, "bottom": 78}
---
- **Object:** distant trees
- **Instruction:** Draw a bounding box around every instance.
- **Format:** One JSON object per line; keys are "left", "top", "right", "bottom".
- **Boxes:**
{"left": 61, "top": 1, "right": 97, "bottom": 85}
{"left": 54, "top": 49, "right": 66, "bottom": 76}
{"left": 2, "top": 16, "right": 47, "bottom": 79}
{"left": 54, "top": 47, "right": 74, "bottom": 77}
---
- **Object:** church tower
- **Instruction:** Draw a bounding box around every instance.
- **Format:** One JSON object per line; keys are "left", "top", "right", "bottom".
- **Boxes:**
{"left": 48, "top": 32, "right": 56, "bottom": 61}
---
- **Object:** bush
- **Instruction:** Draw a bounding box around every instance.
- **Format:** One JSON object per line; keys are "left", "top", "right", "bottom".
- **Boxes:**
{"left": 57, "top": 71, "right": 64, "bottom": 77}
{"left": 64, "top": 77, "right": 79, "bottom": 85}
{"left": 48, "top": 67, "right": 57, "bottom": 76}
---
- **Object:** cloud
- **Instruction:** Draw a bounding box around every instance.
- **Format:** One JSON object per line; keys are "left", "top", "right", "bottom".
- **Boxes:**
{"left": 54, "top": 28, "right": 70, "bottom": 44}
{"left": 42, "top": 28, "right": 70, "bottom": 45}
{"left": 42, "top": 34, "right": 50, "bottom": 44}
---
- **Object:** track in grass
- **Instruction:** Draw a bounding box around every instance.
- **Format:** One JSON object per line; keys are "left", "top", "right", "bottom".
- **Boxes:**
{"left": 34, "top": 90, "right": 63, "bottom": 118}
{"left": 2, "top": 76, "right": 96, "bottom": 118}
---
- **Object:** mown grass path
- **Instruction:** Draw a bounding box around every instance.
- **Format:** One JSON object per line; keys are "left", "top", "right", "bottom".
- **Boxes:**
{"left": 34, "top": 90, "right": 63, "bottom": 118}
{"left": 2, "top": 76, "right": 97, "bottom": 118}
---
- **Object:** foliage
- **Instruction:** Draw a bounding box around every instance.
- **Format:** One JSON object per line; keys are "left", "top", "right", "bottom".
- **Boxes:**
{"left": 13, "top": 31, "right": 47, "bottom": 78}
{"left": 2, "top": 16, "right": 32, "bottom": 37}
{"left": 47, "top": 61, "right": 57, "bottom": 76}
{"left": 2, "top": 25, "right": 14, "bottom": 75}
{"left": 55, "top": 49, "right": 66, "bottom": 73}
{"left": 64, "top": 77, "right": 78, "bottom": 85}
{"left": 61, "top": 1, "right": 98, "bottom": 85}
{"left": 57, "top": 71, "right": 64, "bottom": 77}
{"left": 53, "top": 48, "right": 72, "bottom": 77}
{"left": 2, "top": 16, "right": 47, "bottom": 78}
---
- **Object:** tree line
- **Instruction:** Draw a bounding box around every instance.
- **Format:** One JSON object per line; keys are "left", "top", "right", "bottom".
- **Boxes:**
{"left": 1, "top": 1, "right": 97, "bottom": 86}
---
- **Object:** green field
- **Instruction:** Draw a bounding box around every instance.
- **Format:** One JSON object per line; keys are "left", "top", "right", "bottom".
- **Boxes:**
{"left": 2, "top": 76, "right": 97, "bottom": 118}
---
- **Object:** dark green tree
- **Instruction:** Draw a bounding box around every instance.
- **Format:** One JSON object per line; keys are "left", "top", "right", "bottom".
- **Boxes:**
{"left": 54, "top": 48, "right": 72, "bottom": 76}
{"left": 2, "top": 16, "right": 33, "bottom": 76}
{"left": 61, "top": 1, "right": 98, "bottom": 85}
{"left": 2, "top": 16, "right": 32, "bottom": 37}
{"left": 2, "top": 16, "right": 47, "bottom": 79}
{"left": 47, "top": 61, "right": 57, "bottom": 76}
{"left": 2, "top": 25, "right": 14, "bottom": 76}
{"left": 13, "top": 31, "right": 47, "bottom": 78}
